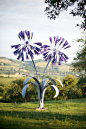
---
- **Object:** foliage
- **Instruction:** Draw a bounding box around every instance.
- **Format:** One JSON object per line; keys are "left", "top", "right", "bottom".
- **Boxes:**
{"left": 45, "top": 0, "right": 86, "bottom": 30}
{"left": 72, "top": 32, "right": 86, "bottom": 74}
{"left": 1, "top": 73, "right": 86, "bottom": 103}
{"left": 72, "top": 32, "right": 86, "bottom": 95}
{"left": 78, "top": 77, "right": 86, "bottom": 98}
{"left": 62, "top": 74, "right": 78, "bottom": 87}
{"left": 0, "top": 99, "right": 86, "bottom": 129}
{"left": 2, "top": 79, "right": 24, "bottom": 102}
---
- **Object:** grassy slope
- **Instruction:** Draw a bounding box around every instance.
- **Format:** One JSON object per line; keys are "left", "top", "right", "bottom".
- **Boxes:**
{"left": 0, "top": 77, "right": 16, "bottom": 84}
{"left": 0, "top": 57, "right": 72, "bottom": 75}
{"left": 0, "top": 98, "right": 86, "bottom": 129}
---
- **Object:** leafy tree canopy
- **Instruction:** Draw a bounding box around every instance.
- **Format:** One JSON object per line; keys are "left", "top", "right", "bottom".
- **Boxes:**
{"left": 45, "top": 0, "right": 86, "bottom": 30}
{"left": 72, "top": 32, "right": 86, "bottom": 78}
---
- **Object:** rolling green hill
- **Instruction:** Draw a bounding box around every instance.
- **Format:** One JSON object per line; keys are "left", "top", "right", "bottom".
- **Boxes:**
{"left": 0, "top": 57, "right": 72, "bottom": 77}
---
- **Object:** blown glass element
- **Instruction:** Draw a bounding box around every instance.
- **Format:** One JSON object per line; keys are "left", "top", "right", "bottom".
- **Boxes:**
{"left": 11, "top": 30, "right": 42, "bottom": 61}
{"left": 41, "top": 36, "right": 71, "bottom": 65}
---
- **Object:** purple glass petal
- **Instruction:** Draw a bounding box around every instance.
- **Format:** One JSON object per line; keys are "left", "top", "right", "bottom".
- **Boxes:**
{"left": 64, "top": 45, "right": 71, "bottom": 49}
{"left": 60, "top": 52, "right": 64, "bottom": 56}
{"left": 11, "top": 44, "right": 20, "bottom": 49}
{"left": 28, "top": 48, "right": 30, "bottom": 54}
{"left": 18, "top": 31, "right": 25, "bottom": 40}
{"left": 31, "top": 32, "right": 33, "bottom": 39}
{"left": 35, "top": 47, "right": 41, "bottom": 52}
{"left": 25, "top": 30, "right": 30, "bottom": 39}
{"left": 59, "top": 38, "right": 64, "bottom": 46}
{"left": 63, "top": 40, "right": 69, "bottom": 47}
{"left": 17, "top": 54, "right": 21, "bottom": 60}
{"left": 41, "top": 45, "right": 50, "bottom": 48}
{"left": 34, "top": 42, "right": 42, "bottom": 46}
{"left": 52, "top": 60, "right": 56, "bottom": 65}
{"left": 49, "top": 37, "right": 52, "bottom": 43}
{"left": 43, "top": 52, "right": 48, "bottom": 56}
{"left": 29, "top": 50, "right": 34, "bottom": 58}
{"left": 58, "top": 61, "right": 61, "bottom": 65}
{"left": 13, "top": 49, "right": 20, "bottom": 55}
{"left": 26, "top": 52, "right": 29, "bottom": 59}
{"left": 55, "top": 40, "right": 57, "bottom": 45}
{"left": 64, "top": 58, "right": 67, "bottom": 62}
{"left": 54, "top": 36, "right": 56, "bottom": 41}
{"left": 64, "top": 54, "right": 69, "bottom": 59}
{"left": 53, "top": 51, "right": 56, "bottom": 56}
{"left": 52, "top": 57, "right": 57, "bottom": 65}
{"left": 45, "top": 58, "right": 48, "bottom": 61}
{"left": 34, "top": 50, "right": 39, "bottom": 55}
{"left": 60, "top": 55, "right": 67, "bottom": 62}
{"left": 30, "top": 53, "right": 34, "bottom": 59}
{"left": 43, "top": 54, "right": 47, "bottom": 59}
{"left": 21, "top": 55, "right": 24, "bottom": 61}
{"left": 47, "top": 54, "right": 52, "bottom": 60}
{"left": 21, "top": 50, "right": 23, "bottom": 56}
{"left": 44, "top": 54, "right": 52, "bottom": 61}
{"left": 22, "top": 47, "right": 26, "bottom": 51}
{"left": 30, "top": 45, "right": 34, "bottom": 50}
{"left": 57, "top": 37, "right": 62, "bottom": 42}
{"left": 60, "top": 56, "right": 64, "bottom": 61}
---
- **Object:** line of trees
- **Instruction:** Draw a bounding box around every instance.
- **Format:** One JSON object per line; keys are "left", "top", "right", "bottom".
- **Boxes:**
{"left": 0, "top": 74, "right": 85, "bottom": 103}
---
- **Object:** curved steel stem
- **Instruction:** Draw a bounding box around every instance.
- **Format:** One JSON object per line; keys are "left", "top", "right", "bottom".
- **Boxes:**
{"left": 42, "top": 59, "right": 51, "bottom": 81}
{"left": 31, "top": 57, "right": 39, "bottom": 80}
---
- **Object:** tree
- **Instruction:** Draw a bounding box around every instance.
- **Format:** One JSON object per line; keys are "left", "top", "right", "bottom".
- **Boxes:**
{"left": 45, "top": 0, "right": 86, "bottom": 30}
{"left": 2, "top": 79, "right": 24, "bottom": 103}
{"left": 62, "top": 74, "right": 78, "bottom": 87}
{"left": 72, "top": 32, "right": 86, "bottom": 78}
{"left": 72, "top": 32, "right": 86, "bottom": 96}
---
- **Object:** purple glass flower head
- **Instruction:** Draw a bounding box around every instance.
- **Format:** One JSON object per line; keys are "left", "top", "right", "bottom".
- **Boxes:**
{"left": 41, "top": 36, "right": 71, "bottom": 65}
{"left": 11, "top": 30, "right": 42, "bottom": 61}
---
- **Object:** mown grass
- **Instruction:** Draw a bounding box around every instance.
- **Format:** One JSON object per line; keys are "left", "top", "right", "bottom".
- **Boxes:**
{"left": 0, "top": 98, "right": 86, "bottom": 129}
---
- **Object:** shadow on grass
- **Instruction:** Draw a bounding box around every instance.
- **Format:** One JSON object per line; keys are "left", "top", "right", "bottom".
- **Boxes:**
{"left": 0, "top": 110, "right": 86, "bottom": 121}
{"left": 0, "top": 110, "right": 86, "bottom": 129}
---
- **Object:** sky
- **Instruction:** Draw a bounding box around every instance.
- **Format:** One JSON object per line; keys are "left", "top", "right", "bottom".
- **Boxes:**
{"left": 0, "top": 0, "right": 83, "bottom": 63}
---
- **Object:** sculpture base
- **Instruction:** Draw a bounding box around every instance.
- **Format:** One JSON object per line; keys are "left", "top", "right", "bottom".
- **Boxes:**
{"left": 36, "top": 107, "right": 47, "bottom": 110}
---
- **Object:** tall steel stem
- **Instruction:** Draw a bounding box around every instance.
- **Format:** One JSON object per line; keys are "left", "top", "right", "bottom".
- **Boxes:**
{"left": 31, "top": 57, "right": 39, "bottom": 80}
{"left": 42, "top": 59, "right": 51, "bottom": 81}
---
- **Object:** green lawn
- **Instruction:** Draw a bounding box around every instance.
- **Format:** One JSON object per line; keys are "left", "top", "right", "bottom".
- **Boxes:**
{"left": 0, "top": 98, "right": 86, "bottom": 129}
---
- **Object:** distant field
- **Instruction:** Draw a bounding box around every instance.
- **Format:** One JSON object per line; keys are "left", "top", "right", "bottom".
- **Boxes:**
{"left": 0, "top": 59, "right": 12, "bottom": 63}
{"left": 0, "top": 77, "right": 16, "bottom": 84}
{"left": 58, "top": 64, "right": 72, "bottom": 72}
{"left": 0, "top": 98, "right": 86, "bottom": 129}
{"left": 36, "top": 61, "right": 51, "bottom": 67}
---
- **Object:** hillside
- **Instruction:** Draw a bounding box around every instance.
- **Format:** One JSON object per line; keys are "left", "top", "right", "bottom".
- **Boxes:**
{"left": 0, "top": 57, "right": 73, "bottom": 77}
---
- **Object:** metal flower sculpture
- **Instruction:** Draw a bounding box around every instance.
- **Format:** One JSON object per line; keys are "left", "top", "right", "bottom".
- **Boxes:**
{"left": 41, "top": 36, "right": 71, "bottom": 65}
{"left": 41, "top": 36, "right": 71, "bottom": 80}
{"left": 22, "top": 75, "right": 63, "bottom": 109}
{"left": 11, "top": 31, "right": 71, "bottom": 109}
{"left": 11, "top": 30, "right": 42, "bottom": 79}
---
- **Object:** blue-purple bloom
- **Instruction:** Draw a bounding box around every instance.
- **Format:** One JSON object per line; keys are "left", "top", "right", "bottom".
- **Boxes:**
{"left": 41, "top": 36, "right": 71, "bottom": 65}
{"left": 11, "top": 30, "right": 42, "bottom": 61}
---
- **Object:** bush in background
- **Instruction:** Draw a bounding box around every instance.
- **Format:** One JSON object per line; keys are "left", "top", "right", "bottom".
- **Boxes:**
{"left": 1, "top": 74, "right": 85, "bottom": 103}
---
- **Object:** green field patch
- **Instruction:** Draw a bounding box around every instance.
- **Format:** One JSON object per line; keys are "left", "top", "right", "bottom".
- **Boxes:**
{"left": 58, "top": 64, "right": 72, "bottom": 72}
{"left": 0, "top": 99, "right": 86, "bottom": 129}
